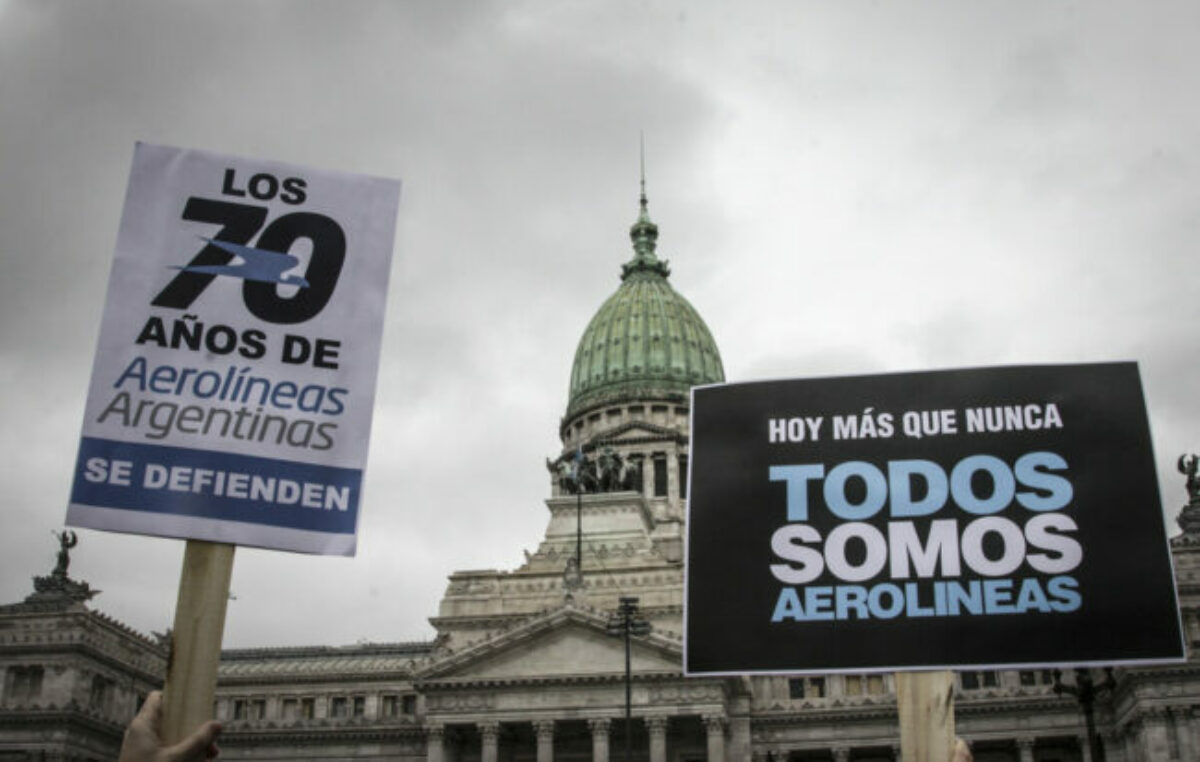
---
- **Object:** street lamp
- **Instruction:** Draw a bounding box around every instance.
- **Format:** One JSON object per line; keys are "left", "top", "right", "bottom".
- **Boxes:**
{"left": 1053, "top": 667, "right": 1116, "bottom": 761}
{"left": 607, "top": 597, "right": 652, "bottom": 762}
{"left": 561, "top": 448, "right": 593, "bottom": 590}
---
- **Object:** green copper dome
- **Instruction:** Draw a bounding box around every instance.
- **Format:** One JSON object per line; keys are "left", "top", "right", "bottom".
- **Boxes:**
{"left": 566, "top": 190, "right": 724, "bottom": 420}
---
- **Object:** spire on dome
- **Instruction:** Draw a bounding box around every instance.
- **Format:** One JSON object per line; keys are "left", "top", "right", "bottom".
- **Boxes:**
{"left": 623, "top": 135, "right": 670, "bottom": 280}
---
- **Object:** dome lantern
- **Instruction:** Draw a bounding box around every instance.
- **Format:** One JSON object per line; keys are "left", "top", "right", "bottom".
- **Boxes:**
{"left": 563, "top": 183, "right": 724, "bottom": 436}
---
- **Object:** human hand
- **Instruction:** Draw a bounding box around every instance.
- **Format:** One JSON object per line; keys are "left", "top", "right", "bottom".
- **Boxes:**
{"left": 118, "top": 690, "right": 221, "bottom": 762}
{"left": 951, "top": 738, "right": 973, "bottom": 762}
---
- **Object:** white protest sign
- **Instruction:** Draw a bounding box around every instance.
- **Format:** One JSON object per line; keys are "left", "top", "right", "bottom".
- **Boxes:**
{"left": 67, "top": 143, "right": 400, "bottom": 555}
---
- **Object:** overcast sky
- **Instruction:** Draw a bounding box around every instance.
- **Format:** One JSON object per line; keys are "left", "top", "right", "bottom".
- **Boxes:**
{"left": 2, "top": 0, "right": 1198, "bottom": 649}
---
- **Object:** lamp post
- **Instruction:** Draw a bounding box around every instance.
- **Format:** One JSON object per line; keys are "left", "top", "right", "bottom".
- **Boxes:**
{"left": 1053, "top": 667, "right": 1116, "bottom": 761}
{"left": 562, "top": 448, "right": 593, "bottom": 589}
{"left": 607, "top": 596, "right": 651, "bottom": 762}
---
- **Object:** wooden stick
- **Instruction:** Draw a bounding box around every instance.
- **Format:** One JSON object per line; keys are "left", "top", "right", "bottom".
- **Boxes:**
{"left": 162, "top": 540, "right": 235, "bottom": 743}
{"left": 896, "top": 670, "right": 955, "bottom": 762}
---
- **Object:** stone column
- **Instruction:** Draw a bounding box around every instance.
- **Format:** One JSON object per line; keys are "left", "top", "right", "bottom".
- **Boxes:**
{"left": 1137, "top": 708, "right": 1171, "bottom": 760}
{"left": 446, "top": 728, "right": 463, "bottom": 762}
{"left": 646, "top": 716, "right": 668, "bottom": 762}
{"left": 1122, "top": 724, "right": 1139, "bottom": 762}
{"left": 831, "top": 747, "right": 850, "bottom": 762}
{"left": 426, "top": 724, "right": 445, "bottom": 762}
{"left": 1016, "top": 737, "right": 1035, "bottom": 762}
{"left": 1174, "top": 706, "right": 1196, "bottom": 762}
{"left": 1099, "top": 730, "right": 1125, "bottom": 762}
{"left": 480, "top": 722, "right": 500, "bottom": 762}
{"left": 704, "top": 715, "right": 726, "bottom": 762}
{"left": 590, "top": 718, "right": 611, "bottom": 762}
{"left": 1076, "top": 733, "right": 1092, "bottom": 762}
{"left": 534, "top": 720, "right": 555, "bottom": 762}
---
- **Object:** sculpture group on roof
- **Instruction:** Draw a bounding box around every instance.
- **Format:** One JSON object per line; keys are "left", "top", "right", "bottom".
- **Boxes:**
{"left": 552, "top": 446, "right": 642, "bottom": 495}
{"left": 24, "top": 529, "right": 98, "bottom": 605}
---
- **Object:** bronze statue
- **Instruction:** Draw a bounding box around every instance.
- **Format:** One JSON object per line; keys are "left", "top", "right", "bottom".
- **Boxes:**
{"left": 51, "top": 529, "right": 78, "bottom": 578}
{"left": 25, "top": 529, "right": 97, "bottom": 604}
{"left": 1180, "top": 454, "right": 1200, "bottom": 505}
{"left": 597, "top": 447, "right": 624, "bottom": 492}
{"left": 552, "top": 446, "right": 643, "bottom": 495}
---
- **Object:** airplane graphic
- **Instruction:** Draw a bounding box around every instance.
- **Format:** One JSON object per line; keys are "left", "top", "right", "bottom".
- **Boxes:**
{"left": 172, "top": 237, "right": 310, "bottom": 287}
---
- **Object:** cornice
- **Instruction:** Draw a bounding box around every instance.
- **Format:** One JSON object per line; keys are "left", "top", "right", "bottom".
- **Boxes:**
{"left": 218, "top": 670, "right": 420, "bottom": 688}
{"left": 430, "top": 602, "right": 682, "bottom": 632}
{"left": 0, "top": 704, "right": 125, "bottom": 737}
{"left": 419, "top": 670, "right": 681, "bottom": 692}
{"left": 0, "top": 605, "right": 164, "bottom": 651}
{"left": 751, "top": 702, "right": 898, "bottom": 726}
{"left": 562, "top": 390, "right": 691, "bottom": 437}
{"left": 956, "top": 695, "right": 1076, "bottom": 716}
{"left": 1121, "top": 664, "right": 1200, "bottom": 680}
{"left": 1170, "top": 532, "right": 1200, "bottom": 549}
{"left": 752, "top": 692, "right": 1079, "bottom": 728}
{"left": 222, "top": 642, "right": 434, "bottom": 661}
{"left": 427, "top": 614, "right": 526, "bottom": 631}
{"left": 224, "top": 721, "right": 426, "bottom": 745}
{"left": 0, "top": 640, "right": 165, "bottom": 684}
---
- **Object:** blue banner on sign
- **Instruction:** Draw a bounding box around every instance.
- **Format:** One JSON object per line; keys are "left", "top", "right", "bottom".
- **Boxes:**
{"left": 71, "top": 437, "right": 359, "bottom": 535}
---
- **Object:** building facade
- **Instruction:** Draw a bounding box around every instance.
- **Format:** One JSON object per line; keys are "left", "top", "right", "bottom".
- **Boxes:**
{"left": 3, "top": 191, "right": 1200, "bottom": 761}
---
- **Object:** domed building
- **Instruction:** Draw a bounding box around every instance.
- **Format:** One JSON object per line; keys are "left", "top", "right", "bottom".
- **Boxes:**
{"left": 416, "top": 187, "right": 743, "bottom": 762}
{"left": 4, "top": 186, "right": 1200, "bottom": 761}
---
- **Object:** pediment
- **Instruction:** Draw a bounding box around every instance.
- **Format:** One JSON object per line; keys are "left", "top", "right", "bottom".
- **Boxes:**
{"left": 597, "top": 421, "right": 681, "bottom": 443}
{"left": 417, "top": 605, "right": 680, "bottom": 684}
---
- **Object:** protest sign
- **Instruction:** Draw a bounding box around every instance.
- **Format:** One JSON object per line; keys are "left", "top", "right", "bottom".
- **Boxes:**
{"left": 67, "top": 143, "right": 400, "bottom": 556}
{"left": 685, "top": 363, "right": 1185, "bottom": 675}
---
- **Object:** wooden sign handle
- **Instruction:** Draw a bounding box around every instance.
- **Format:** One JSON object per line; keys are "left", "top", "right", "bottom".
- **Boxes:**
{"left": 162, "top": 540, "right": 235, "bottom": 743}
{"left": 896, "top": 670, "right": 955, "bottom": 762}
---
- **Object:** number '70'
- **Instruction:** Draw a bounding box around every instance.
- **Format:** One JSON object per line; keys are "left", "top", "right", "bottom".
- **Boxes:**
{"left": 151, "top": 197, "right": 346, "bottom": 325}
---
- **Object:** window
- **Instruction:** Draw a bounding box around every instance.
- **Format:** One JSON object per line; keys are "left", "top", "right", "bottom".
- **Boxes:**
{"left": 402, "top": 694, "right": 417, "bottom": 715}
{"left": 5, "top": 666, "right": 44, "bottom": 703}
{"left": 628, "top": 454, "right": 645, "bottom": 492}
{"left": 381, "top": 695, "right": 398, "bottom": 718}
{"left": 89, "top": 675, "right": 115, "bottom": 711}
{"left": 233, "top": 700, "right": 246, "bottom": 720}
{"left": 249, "top": 699, "right": 266, "bottom": 720}
{"left": 353, "top": 696, "right": 366, "bottom": 717}
{"left": 653, "top": 454, "right": 668, "bottom": 497}
{"left": 845, "top": 675, "right": 886, "bottom": 696}
{"left": 331, "top": 696, "right": 348, "bottom": 718}
{"left": 960, "top": 671, "right": 998, "bottom": 690}
{"left": 282, "top": 698, "right": 298, "bottom": 720}
{"left": 1019, "top": 670, "right": 1055, "bottom": 687}
{"left": 301, "top": 697, "right": 315, "bottom": 719}
{"left": 788, "top": 677, "right": 825, "bottom": 699}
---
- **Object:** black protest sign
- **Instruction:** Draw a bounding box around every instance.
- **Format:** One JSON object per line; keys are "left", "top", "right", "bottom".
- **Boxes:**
{"left": 685, "top": 363, "right": 1184, "bottom": 675}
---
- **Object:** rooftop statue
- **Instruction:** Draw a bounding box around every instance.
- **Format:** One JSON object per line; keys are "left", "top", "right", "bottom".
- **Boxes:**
{"left": 1180, "top": 454, "right": 1200, "bottom": 505}
{"left": 23, "top": 529, "right": 98, "bottom": 606}
{"left": 52, "top": 529, "right": 77, "bottom": 577}
{"left": 552, "top": 447, "right": 641, "bottom": 495}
